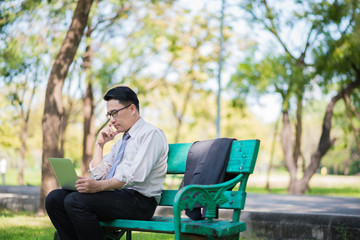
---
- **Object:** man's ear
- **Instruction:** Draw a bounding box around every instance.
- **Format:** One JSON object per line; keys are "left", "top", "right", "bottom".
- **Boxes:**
{"left": 130, "top": 104, "right": 137, "bottom": 114}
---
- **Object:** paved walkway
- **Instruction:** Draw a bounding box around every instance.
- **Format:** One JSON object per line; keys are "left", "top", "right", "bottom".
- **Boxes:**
{"left": 245, "top": 193, "right": 360, "bottom": 216}
{"left": 0, "top": 185, "right": 359, "bottom": 216}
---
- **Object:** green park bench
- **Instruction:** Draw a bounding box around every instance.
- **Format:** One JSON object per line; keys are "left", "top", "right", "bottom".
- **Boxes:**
{"left": 101, "top": 139, "right": 260, "bottom": 240}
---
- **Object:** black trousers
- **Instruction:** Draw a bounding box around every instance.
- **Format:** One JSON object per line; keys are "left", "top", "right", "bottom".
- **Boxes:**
{"left": 45, "top": 188, "right": 157, "bottom": 240}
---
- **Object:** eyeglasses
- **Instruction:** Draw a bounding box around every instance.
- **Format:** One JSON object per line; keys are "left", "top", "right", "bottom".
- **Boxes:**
{"left": 106, "top": 104, "right": 131, "bottom": 119}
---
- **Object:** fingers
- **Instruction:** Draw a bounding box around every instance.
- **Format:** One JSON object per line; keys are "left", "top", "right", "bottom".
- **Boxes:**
{"left": 108, "top": 123, "right": 120, "bottom": 135}
{"left": 75, "top": 177, "right": 90, "bottom": 190}
{"left": 104, "top": 124, "right": 119, "bottom": 138}
{"left": 75, "top": 177, "right": 99, "bottom": 193}
{"left": 98, "top": 125, "right": 118, "bottom": 144}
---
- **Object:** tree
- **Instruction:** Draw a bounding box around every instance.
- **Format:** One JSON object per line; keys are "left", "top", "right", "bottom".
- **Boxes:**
{"left": 39, "top": 0, "right": 93, "bottom": 215}
{"left": 231, "top": 0, "right": 360, "bottom": 193}
{"left": 122, "top": 2, "right": 233, "bottom": 142}
{"left": 80, "top": 1, "right": 132, "bottom": 176}
{"left": 0, "top": 22, "right": 48, "bottom": 185}
{"left": 310, "top": 0, "right": 360, "bottom": 179}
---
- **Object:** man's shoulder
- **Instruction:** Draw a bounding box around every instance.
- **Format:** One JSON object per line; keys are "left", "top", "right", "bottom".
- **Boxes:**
{"left": 142, "top": 121, "right": 165, "bottom": 135}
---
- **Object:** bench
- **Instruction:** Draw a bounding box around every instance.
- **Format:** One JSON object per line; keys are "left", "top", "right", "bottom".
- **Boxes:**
{"left": 101, "top": 139, "right": 260, "bottom": 240}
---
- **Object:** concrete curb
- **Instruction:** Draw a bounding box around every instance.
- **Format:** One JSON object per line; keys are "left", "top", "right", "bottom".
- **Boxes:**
{"left": 0, "top": 185, "right": 40, "bottom": 212}
{"left": 241, "top": 211, "right": 360, "bottom": 240}
{"left": 0, "top": 193, "right": 39, "bottom": 212}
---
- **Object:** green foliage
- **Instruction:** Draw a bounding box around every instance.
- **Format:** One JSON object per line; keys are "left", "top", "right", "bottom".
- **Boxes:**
{"left": 312, "top": 0, "right": 360, "bottom": 87}
{"left": 0, "top": 94, "right": 21, "bottom": 151}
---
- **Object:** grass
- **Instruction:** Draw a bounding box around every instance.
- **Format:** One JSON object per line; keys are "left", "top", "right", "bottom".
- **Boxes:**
{"left": 246, "top": 186, "right": 360, "bottom": 197}
{"left": 0, "top": 209, "right": 176, "bottom": 240}
{"left": 0, "top": 209, "right": 260, "bottom": 240}
{"left": 3, "top": 168, "right": 41, "bottom": 186}
{"left": 0, "top": 210, "right": 54, "bottom": 240}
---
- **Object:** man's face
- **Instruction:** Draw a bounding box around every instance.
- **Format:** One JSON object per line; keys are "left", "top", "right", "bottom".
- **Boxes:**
{"left": 106, "top": 99, "right": 134, "bottom": 133}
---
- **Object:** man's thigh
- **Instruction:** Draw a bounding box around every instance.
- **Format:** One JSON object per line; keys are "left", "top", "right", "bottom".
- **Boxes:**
{"left": 65, "top": 189, "right": 146, "bottom": 221}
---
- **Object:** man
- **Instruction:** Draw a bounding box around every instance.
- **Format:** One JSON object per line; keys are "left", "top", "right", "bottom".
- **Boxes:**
{"left": 46, "top": 86, "right": 168, "bottom": 240}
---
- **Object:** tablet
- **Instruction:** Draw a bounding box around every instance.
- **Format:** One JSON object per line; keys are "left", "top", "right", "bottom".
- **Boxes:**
{"left": 49, "top": 157, "right": 78, "bottom": 191}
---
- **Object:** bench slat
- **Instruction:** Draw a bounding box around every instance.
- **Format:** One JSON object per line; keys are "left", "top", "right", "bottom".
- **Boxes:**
{"left": 167, "top": 143, "right": 192, "bottom": 173}
{"left": 227, "top": 140, "right": 260, "bottom": 173}
{"left": 102, "top": 216, "right": 175, "bottom": 233}
{"left": 167, "top": 140, "right": 260, "bottom": 174}
{"left": 159, "top": 190, "right": 247, "bottom": 209}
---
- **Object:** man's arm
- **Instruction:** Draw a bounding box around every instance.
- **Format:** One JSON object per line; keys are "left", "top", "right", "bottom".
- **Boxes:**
{"left": 91, "top": 123, "right": 119, "bottom": 168}
{"left": 75, "top": 176, "right": 125, "bottom": 193}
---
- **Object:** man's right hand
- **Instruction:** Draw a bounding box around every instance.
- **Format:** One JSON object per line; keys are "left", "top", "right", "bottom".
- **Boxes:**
{"left": 97, "top": 123, "right": 120, "bottom": 146}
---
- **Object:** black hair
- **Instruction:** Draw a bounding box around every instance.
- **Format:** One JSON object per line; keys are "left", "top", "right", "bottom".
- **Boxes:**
{"left": 103, "top": 86, "right": 140, "bottom": 112}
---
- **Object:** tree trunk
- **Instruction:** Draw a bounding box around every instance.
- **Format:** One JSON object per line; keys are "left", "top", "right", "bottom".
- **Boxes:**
{"left": 293, "top": 76, "right": 360, "bottom": 194}
{"left": 18, "top": 122, "right": 27, "bottom": 186}
{"left": 265, "top": 117, "right": 279, "bottom": 191}
{"left": 38, "top": 0, "right": 93, "bottom": 216}
{"left": 81, "top": 25, "right": 96, "bottom": 176}
{"left": 18, "top": 84, "right": 36, "bottom": 186}
{"left": 344, "top": 93, "right": 360, "bottom": 153}
{"left": 59, "top": 109, "right": 70, "bottom": 158}
{"left": 82, "top": 80, "right": 96, "bottom": 176}
{"left": 281, "top": 110, "right": 297, "bottom": 191}
{"left": 293, "top": 91, "right": 303, "bottom": 170}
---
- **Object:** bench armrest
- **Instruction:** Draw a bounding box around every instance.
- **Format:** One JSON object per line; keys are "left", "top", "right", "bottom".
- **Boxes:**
{"left": 173, "top": 173, "right": 246, "bottom": 239}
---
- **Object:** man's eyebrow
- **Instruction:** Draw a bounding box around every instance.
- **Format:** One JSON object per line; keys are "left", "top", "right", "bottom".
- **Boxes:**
{"left": 106, "top": 109, "right": 117, "bottom": 114}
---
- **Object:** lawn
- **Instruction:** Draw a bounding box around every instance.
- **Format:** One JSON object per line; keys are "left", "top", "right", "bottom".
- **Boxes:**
{"left": 0, "top": 209, "right": 175, "bottom": 240}
{"left": 0, "top": 210, "right": 54, "bottom": 240}
{"left": 0, "top": 210, "right": 259, "bottom": 240}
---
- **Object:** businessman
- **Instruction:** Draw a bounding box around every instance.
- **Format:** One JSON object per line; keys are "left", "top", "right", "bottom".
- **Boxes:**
{"left": 46, "top": 86, "right": 168, "bottom": 240}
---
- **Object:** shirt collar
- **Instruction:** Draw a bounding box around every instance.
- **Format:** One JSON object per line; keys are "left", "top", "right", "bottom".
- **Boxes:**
{"left": 126, "top": 117, "right": 145, "bottom": 139}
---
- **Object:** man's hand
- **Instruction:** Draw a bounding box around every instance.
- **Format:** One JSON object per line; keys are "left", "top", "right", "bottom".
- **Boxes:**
{"left": 76, "top": 176, "right": 126, "bottom": 193}
{"left": 76, "top": 176, "right": 103, "bottom": 193}
{"left": 97, "top": 123, "right": 120, "bottom": 146}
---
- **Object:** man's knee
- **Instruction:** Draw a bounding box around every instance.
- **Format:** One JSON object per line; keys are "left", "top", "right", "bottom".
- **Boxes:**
{"left": 64, "top": 192, "right": 84, "bottom": 211}
{"left": 45, "top": 189, "right": 64, "bottom": 210}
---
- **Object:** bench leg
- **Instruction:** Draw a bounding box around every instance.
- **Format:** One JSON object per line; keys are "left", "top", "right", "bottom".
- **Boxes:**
{"left": 103, "top": 229, "right": 127, "bottom": 240}
{"left": 126, "top": 230, "right": 132, "bottom": 240}
{"left": 53, "top": 231, "right": 60, "bottom": 240}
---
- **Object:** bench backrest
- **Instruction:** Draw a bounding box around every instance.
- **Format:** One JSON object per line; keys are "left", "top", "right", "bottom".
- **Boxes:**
{"left": 159, "top": 139, "right": 260, "bottom": 211}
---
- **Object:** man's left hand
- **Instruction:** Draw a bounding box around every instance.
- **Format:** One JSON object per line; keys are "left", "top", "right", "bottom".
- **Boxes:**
{"left": 75, "top": 176, "right": 102, "bottom": 193}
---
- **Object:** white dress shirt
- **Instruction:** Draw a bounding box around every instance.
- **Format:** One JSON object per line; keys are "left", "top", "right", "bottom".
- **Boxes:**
{"left": 89, "top": 117, "right": 168, "bottom": 203}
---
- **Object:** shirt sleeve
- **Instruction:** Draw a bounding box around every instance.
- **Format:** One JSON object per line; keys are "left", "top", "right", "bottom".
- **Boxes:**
{"left": 89, "top": 140, "right": 119, "bottom": 180}
{"left": 113, "top": 130, "right": 165, "bottom": 187}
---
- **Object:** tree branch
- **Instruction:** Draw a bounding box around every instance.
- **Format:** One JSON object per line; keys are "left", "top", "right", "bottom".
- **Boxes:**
{"left": 262, "top": 0, "right": 295, "bottom": 60}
